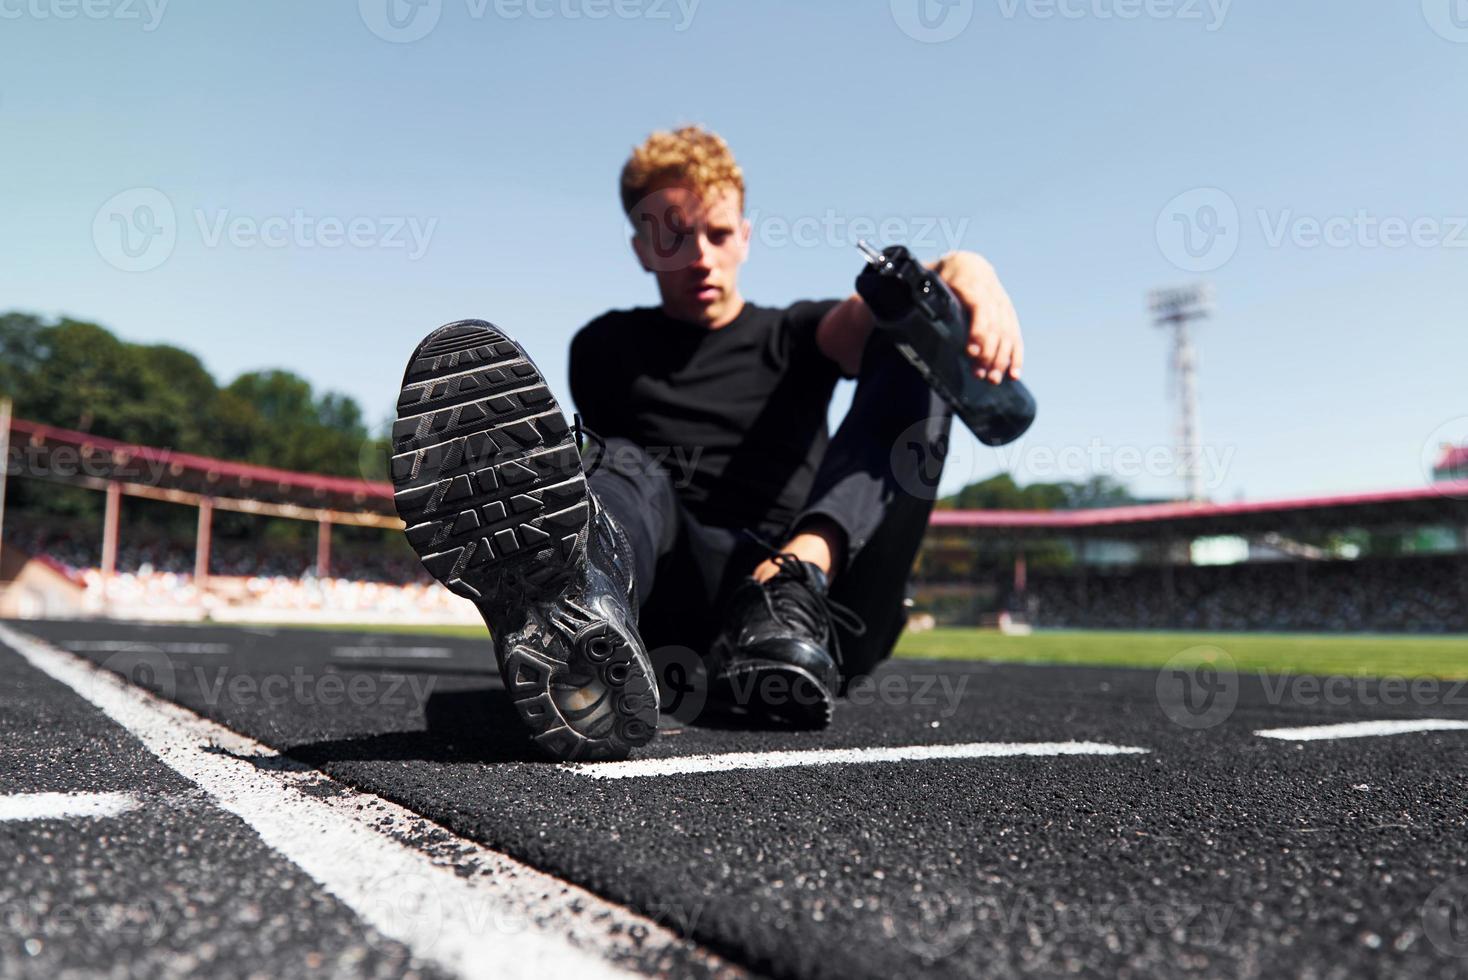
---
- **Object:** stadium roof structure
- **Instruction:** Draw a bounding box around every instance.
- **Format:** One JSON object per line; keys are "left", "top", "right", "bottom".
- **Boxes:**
{"left": 8, "top": 414, "right": 1467, "bottom": 544}
{"left": 930, "top": 482, "right": 1468, "bottom": 539}
{"left": 6, "top": 417, "right": 397, "bottom": 528}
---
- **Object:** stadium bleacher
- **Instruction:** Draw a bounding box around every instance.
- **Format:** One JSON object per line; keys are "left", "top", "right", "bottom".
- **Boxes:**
{"left": 2, "top": 415, "right": 1465, "bottom": 632}
{"left": 1026, "top": 554, "right": 1467, "bottom": 633}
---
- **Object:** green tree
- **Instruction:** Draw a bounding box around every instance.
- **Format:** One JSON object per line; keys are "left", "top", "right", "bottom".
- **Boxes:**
{"left": 0, "top": 312, "right": 381, "bottom": 537}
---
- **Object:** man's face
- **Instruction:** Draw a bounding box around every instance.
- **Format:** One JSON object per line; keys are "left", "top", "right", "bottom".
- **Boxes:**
{"left": 629, "top": 186, "right": 750, "bottom": 328}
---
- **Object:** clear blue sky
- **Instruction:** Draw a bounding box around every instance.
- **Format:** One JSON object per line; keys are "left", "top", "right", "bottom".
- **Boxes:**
{"left": 2, "top": 0, "right": 1464, "bottom": 501}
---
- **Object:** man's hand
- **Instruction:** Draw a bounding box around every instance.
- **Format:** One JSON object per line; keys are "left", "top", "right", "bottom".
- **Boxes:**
{"left": 930, "top": 251, "right": 1023, "bottom": 385}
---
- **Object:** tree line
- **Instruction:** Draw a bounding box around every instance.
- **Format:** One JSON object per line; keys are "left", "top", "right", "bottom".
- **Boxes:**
{"left": 0, "top": 312, "right": 393, "bottom": 544}
{"left": 0, "top": 312, "right": 388, "bottom": 478}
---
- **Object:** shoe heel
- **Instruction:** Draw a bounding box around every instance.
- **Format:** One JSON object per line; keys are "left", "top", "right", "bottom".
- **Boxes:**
{"left": 500, "top": 604, "right": 658, "bottom": 760}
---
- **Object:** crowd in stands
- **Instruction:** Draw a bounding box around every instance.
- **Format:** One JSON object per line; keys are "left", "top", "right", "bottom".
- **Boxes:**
{"left": 1026, "top": 554, "right": 1467, "bottom": 633}
{"left": 81, "top": 568, "right": 471, "bottom": 620}
{"left": 3, "top": 518, "right": 472, "bottom": 622}
{"left": 9, "top": 517, "right": 1465, "bottom": 633}
{"left": 4, "top": 523, "right": 429, "bottom": 584}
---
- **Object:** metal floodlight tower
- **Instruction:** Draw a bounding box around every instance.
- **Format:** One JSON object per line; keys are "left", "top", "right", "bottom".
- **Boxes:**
{"left": 1148, "top": 284, "right": 1213, "bottom": 503}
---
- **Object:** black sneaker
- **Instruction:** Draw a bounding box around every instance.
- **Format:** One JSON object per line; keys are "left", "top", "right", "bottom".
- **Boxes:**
{"left": 709, "top": 551, "right": 865, "bottom": 729}
{"left": 390, "top": 319, "right": 658, "bottom": 761}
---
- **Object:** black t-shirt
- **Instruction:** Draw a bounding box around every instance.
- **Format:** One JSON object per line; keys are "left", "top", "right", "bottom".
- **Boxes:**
{"left": 569, "top": 300, "right": 846, "bottom": 534}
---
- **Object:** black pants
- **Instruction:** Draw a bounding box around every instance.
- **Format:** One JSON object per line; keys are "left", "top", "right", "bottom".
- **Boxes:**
{"left": 589, "top": 334, "right": 952, "bottom": 683}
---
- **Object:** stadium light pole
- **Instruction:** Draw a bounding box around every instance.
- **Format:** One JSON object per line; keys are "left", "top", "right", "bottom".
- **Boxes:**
{"left": 1148, "top": 284, "right": 1213, "bottom": 503}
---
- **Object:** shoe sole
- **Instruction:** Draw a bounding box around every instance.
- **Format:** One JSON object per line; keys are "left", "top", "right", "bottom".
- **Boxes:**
{"left": 390, "top": 319, "right": 657, "bottom": 760}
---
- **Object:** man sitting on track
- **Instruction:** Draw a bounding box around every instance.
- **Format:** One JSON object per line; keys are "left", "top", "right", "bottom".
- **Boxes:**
{"left": 388, "top": 125, "right": 1024, "bottom": 760}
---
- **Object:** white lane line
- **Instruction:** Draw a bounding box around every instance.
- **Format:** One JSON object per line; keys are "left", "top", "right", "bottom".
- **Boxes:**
{"left": 562, "top": 741, "right": 1151, "bottom": 780}
{"left": 1255, "top": 719, "right": 1468, "bottom": 742}
{"left": 64, "top": 640, "right": 232, "bottom": 655}
{"left": 0, "top": 791, "right": 139, "bottom": 822}
{"left": 332, "top": 646, "right": 455, "bottom": 660}
{"left": 0, "top": 623, "right": 729, "bottom": 980}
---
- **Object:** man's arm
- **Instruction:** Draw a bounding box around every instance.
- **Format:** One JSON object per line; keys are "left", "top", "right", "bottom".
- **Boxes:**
{"left": 815, "top": 250, "right": 1023, "bottom": 384}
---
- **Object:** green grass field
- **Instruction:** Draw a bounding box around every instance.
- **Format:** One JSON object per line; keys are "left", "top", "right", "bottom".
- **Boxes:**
{"left": 893, "top": 628, "right": 1468, "bottom": 678}
{"left": 261, "top": 622, "right": 1468, "bottom": 679}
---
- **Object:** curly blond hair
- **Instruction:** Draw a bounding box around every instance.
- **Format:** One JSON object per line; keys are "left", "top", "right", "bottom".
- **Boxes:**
{"left": 620, "top": 125, "right": 745, "bottom": 218}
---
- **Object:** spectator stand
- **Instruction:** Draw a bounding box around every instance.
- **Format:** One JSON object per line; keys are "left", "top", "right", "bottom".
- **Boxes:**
{"left": 0, "top": 413, "right": 474, "bottom": 624}
{"left": 920, "top": 483, "right": 1468, "bottom": 632}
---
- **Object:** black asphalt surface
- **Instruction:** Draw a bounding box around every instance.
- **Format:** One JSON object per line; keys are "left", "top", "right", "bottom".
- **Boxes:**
{"left": 0, "top": 631, "right": 447, "bottom": 980}
{"left": 7, "top": 617, "right": 1468, "bottom": 979}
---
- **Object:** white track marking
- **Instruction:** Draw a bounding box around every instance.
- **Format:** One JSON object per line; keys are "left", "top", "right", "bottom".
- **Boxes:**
{"left": 0, "top": 791, "right": 139, "bottom": 822}
{"left": 64, "top": 640, "right": 231, "bottom": 655}
{"left": 331, "top": 646, "right": 455, "bottom": 660}
{"left": 1255, "top": 719, "right": 1468, "bottom": 741}
{"left": 562, "top": 741, "right": 1151, "bottom": 780}
{"left": 0, "top": 624, "right": 731, "bottom": 980}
